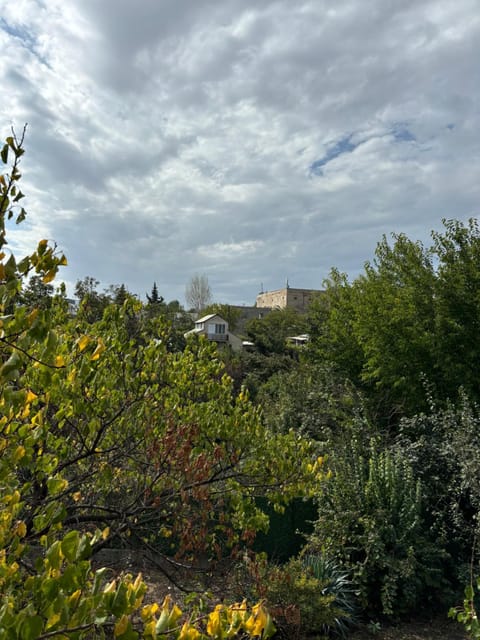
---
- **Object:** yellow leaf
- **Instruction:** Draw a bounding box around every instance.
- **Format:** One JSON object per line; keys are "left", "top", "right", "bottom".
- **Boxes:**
{"left": 168, "top": 604, "right": 183, "bottom": 626}
{"left": 76, "top": 335, "right": 90, "bottom": 352}
{"left": 43, "top": 269, "right": 56, "bottom": 284}
{"left": 72, "top": 491, "right": 82, "bottom": 503}
{"left": 207, "top": 605, "right": 224, "bottom": 637}
{"left": 90, "top": 339, "right": 106, "bottom": 361}
{"left": 25, "top": 390, "right": 37, "bottom": 403}
{"left": 46, "top": 612, "right": 61, "bottom": 630}
{"left": 178, "top": 622, "right": 202, "bottom": 640}
{"left": 250, "top": 603, "right": 268, "bottom": 636}
{"left": 55, "top": 355, "right": 66, "bottom": 367}
{"left": 27, "top": 308, "right": 39, "bottom": 325}
{"left": 68, "top": 589, "right": 82, "bottom": 607}
{"left": 141, "top": 602, "right": 159, "bottom": 622}
{"left": 13, "top": 446, "right": 25, "bottom": 462}
{"left": 143, "top": 620, "right": 156, "bottom": 637}
{"left": 114, "top": 614, "right": 129, "bottom": 637}
{"left": 103, "top": 580, "right": 116, "bottom": 594}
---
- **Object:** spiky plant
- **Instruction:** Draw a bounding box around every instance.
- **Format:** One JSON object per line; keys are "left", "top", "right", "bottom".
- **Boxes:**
{"left": 303, "top": 554, "right": 358, "bottom": 637}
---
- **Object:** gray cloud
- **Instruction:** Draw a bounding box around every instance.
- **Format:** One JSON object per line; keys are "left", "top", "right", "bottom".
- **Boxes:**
{"left": 1, "top": 0, "right": 479, "bottom": 306}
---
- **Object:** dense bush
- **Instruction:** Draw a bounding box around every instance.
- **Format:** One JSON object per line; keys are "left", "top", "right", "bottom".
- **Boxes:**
{"left": 309, "top": 435, "right": 443, "bottom": 617}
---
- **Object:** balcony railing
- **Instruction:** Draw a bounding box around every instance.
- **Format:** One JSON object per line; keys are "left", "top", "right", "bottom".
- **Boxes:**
{"left": 207, "top": 333, "right": 228, "bottom": 342}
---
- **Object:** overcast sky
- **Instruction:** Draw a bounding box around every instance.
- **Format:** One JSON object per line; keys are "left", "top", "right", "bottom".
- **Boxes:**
{"left": 1, "top": 0, "right": 479, "bottom": 305}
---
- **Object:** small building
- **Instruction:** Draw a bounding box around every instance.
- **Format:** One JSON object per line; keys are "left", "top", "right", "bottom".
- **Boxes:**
{"left": 184, "top": 313, "right": 243, "bottom": 351}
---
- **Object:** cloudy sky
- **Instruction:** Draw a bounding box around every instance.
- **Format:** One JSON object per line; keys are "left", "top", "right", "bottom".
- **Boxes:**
{"left": 1, "top": 0, "right": 479, "bottom": 305}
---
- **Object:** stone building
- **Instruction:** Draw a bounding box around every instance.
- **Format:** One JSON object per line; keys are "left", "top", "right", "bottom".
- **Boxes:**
{"left": 255, "top": 287, "right": 322, "bottom": 312}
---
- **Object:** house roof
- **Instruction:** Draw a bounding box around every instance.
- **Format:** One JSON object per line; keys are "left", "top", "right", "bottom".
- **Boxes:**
{"left": 196, "top": 313, "right": 225, "bottom": 323}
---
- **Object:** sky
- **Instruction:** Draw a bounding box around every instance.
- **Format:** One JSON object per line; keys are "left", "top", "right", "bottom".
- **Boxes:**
{"left": 1, "top": 0, "right": 479, "bottom": 306}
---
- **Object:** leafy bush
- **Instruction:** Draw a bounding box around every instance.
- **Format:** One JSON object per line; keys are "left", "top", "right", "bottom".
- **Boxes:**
{"left": 396, "top": 395, "right": 480, "bottom": 598}
{"left": 254, "top": 557, "right": 340, "bottom": 639}
{"left": 309, "top": 436, "right": 441, "bottom": 617}
{"left": 449, "top": 574, "right": 480, "bottom": 639}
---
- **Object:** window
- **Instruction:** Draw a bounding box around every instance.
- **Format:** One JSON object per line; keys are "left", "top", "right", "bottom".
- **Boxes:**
{"left": 215, "top": 324, "right": 226, "bottom": 334}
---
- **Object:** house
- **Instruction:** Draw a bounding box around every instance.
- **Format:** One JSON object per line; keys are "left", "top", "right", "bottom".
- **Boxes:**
{"left": 184, "top": 313, "right": 243, "bottom": 351}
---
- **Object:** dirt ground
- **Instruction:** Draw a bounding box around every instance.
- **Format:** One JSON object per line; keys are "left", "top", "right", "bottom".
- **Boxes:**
{"left": 349, "top": 616, "right": 468, "bottom": 640}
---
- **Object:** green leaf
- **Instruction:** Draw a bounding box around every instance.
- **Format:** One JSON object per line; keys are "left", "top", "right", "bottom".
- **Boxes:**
{"left": 61, "top": 530, "right": 80, "bottom": 562}
{"left": 20, "top": 615, "right": 43, "bottom": 640}
{"left": 47, "top": 476, "right": 68, "bottom": 496}
{"left": 1, "top": 144, "right": 8, "bottom": 164}
{"left": 16, "top": 207, "right": 27, "bottom": 224}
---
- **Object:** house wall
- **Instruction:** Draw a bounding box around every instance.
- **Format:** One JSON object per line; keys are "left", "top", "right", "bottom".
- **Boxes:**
{"left": 255, "top": 288, "right": 322, "bottom": 312}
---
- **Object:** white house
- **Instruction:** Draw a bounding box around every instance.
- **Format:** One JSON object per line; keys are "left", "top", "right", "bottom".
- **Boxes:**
{"left": 184, "top": 313, "right": 243, "bottom": 351}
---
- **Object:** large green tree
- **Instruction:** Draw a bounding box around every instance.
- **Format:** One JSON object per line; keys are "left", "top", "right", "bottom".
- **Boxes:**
{"left": 308, "top": 221, "right": 480, "bottom": 419}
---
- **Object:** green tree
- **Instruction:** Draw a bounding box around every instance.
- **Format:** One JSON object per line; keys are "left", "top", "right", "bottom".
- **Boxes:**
{"left": 258, "top": 361, "right": 363, "bottom": 441}
{"left": 20, "top": 275, "right": 55, "bottom": 309}
{"left": 309, "top": 221, "right": 480, "bottom": 418}
{"left": 245, "top": 307, "right": 307, "bottom": 355}
{"left": 74, "top": 276, "right": 111, "bottom": 322}
{"left": 432, "top": 218, "right": 480, "bottom": 400}
{"left": 146, "top": 281, "right": 164, "bottom": 306}
{"left": 307, "top": 270, "right": 364, "bottom": 384}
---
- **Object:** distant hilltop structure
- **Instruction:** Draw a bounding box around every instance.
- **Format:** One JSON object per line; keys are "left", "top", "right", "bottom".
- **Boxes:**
{"left": 255, "top": 286, "right": 323, "bottom": 312}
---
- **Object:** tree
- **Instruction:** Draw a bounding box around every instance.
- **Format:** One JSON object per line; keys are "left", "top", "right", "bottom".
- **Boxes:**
{"left": 20, "top": 274, "right": 55, "bottom": 309}
{"left": 431, "top": 218, "right": 480, "bottom": 400}
{"left": 0, "top": 131, "right": 317, "bottom": 639}
{"left": 308, "top": 222, "right": 480, "bottom": 420}
{"left": 185, "top": 273, "right": 212, "bottom": 312}
{"left": 146, "top": 281, "right": 164, "bottom": 306}
{"left": 74, "top": 276, "right": 110, "bottom": 322}
{"left": 107, "top": 283, "right": 131, "bottom": 306}
{"left": 245, "top": 307, "right": 308, "bottom": 355}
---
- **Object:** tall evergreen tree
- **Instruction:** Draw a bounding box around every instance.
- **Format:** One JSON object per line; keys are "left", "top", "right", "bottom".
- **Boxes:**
{"left": 146, "top": 281, "right": 164, "bottom": 305}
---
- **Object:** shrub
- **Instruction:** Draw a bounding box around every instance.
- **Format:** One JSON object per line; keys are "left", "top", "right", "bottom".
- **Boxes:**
{"left": 309, "top": 436, "right": 441, "bottom": 617}
{"left": 258, "top": 558, "right": 337, "bottom": 638}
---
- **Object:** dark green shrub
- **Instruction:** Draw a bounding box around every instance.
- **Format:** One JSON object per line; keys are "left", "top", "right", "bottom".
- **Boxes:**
{"left": 309, "top": 437, "right": 442, "bottom": 617}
